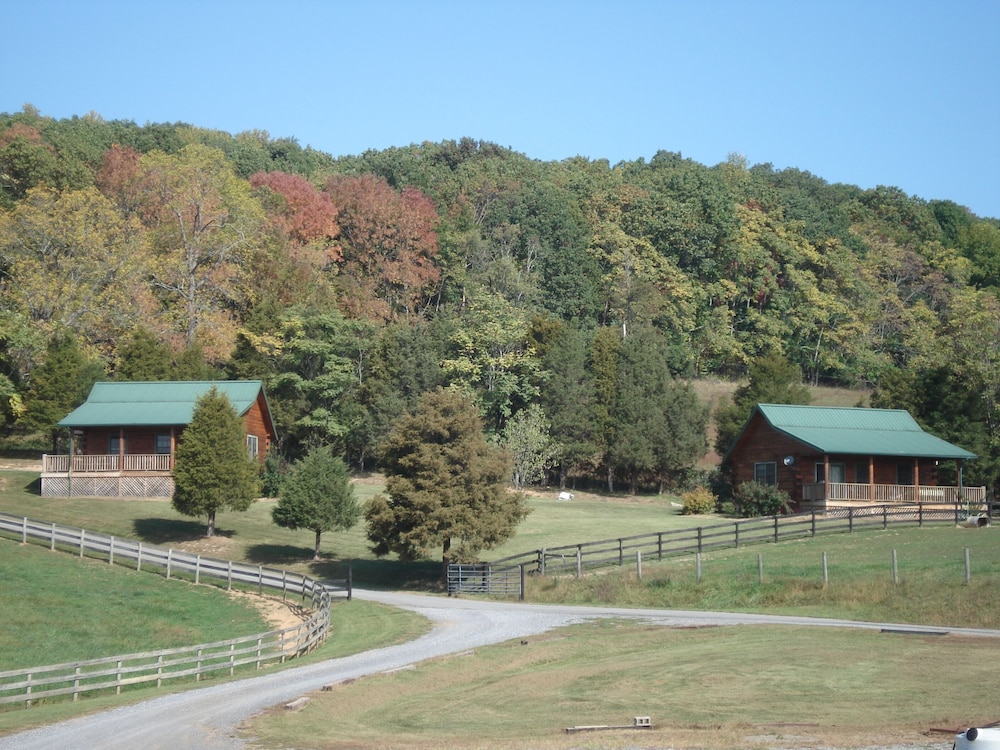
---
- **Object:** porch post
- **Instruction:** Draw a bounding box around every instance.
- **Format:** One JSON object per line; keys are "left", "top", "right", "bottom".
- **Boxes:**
{"left": 170, "top": 427, "right": 176, "bottom": 469}
{"left": 67, "top": 429, "right": 73, "bottom": 497}
{"left": 868, "top": 455, "right": 874, "bottom": 501}
{"left": 824, "top": 455, "right": 830, "bottom": 501}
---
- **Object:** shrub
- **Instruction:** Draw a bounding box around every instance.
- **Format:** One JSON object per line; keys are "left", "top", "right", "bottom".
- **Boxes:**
{"left": 732, "top": 481, "right": 791, "bottom": 517}
{"left": 680, "top": 486, "right": 717, "bottom": 515}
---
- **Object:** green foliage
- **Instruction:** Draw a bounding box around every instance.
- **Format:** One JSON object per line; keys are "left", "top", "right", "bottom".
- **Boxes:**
{"left": 731, "top": 480, "right": 791, "bottom": 518}
{"left": 20, "top": 333, "right": 103, "bottom": 449}
{"left": 365, "top": 388, "right": 527, "bottom": 567}
{"left": 680, "top": 486, "right": 717, "bottom": 514}
{"left": 498, "top": 403, "right": 556, "bottom": 489}
{"left": 715, "top": 353, "right": 811, "bottom": 455}
{"left": 272, "top": 446, "right": 360, "bottom": 560}
{"left": 171, "top": 387, "right": 261, "bottom": 536}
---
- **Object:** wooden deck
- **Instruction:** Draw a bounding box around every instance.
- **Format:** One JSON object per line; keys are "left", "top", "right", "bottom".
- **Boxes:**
{"left": 41, "top": 454, "right": 174, "bottom": 497}
{"left": 801, "top": 482, "right": 986, "bottom": 511}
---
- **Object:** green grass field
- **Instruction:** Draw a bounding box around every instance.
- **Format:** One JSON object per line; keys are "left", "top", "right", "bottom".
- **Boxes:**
{"left": 2, "top": 461, "right": 999, "bottom": 747}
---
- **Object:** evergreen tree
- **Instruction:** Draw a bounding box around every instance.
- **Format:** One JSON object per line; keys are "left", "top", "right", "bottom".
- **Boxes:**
{"left": 365, "top": 388, "right": 527, "bottom": 573}
{"left": 538, "top": 325, "right": 599, "bottom": 489}
{"left": 714, "top": 354, "right": 812, "bottom": 456}
{"left": 272, "top": 445, "right": 360, "bottom": 560}
{"left": 21, "top": 333, "right": 103, "bottom": 450}
{"left": 172, "top": 387, "right": 260, "bottom": 537}
{"left": 115, "top": 327, "right": 173, "bottom": 381}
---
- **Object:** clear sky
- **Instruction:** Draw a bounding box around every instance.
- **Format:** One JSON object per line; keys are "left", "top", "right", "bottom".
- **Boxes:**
{"left": 4, "top": 0, "right": 998, "bottom": 218}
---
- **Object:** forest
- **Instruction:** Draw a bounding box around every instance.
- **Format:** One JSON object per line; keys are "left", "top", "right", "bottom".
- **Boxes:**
{"left": 2, "top": 105, "right": 999, "bottom": 496}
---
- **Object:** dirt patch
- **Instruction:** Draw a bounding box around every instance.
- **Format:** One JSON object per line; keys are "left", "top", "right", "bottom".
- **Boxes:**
{"left": 226, "top": 589, "right": 310, "bottom": 632}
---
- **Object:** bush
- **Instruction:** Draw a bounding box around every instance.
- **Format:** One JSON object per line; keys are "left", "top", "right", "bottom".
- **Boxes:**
{"left": 680, "top": 486, "right": 717, "bottom": 515}
{"left": 732, "top": 481, "right": 791, "bottom": 517}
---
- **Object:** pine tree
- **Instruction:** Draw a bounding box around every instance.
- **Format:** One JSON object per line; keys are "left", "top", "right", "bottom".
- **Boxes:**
{"left": 365, "top": 388, "right": 527, "bottom": 573}
{"left": 22, "top": 333, "right": 103, "bottom": 451}
{"left": 172, "top": 387, "right": 260, "bottom": 537}
{"left": 272, "top": 446, "right": 360, "bottom": 560}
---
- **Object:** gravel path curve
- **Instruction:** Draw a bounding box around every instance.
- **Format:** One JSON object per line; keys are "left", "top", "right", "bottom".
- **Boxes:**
{"left": 1, "top": 591, "right": 994, "bottom": 750}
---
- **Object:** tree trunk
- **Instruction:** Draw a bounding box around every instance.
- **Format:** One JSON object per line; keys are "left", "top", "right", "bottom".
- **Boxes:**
{"left": 206, "top": 511, "right": 216, "bottom": 538}
{"left": 606, "top": 465, "right": 614, "bottom": 493}
{"left": 440, "top": 536, "right": 452, "bottom": 581}
{"left": 314, "top": 529, "right": 322, "bottom": 561}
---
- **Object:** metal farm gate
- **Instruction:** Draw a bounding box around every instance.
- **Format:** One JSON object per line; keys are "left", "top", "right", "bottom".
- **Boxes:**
{"left": 447, "top": 563, "right": 524, "bottom": 598}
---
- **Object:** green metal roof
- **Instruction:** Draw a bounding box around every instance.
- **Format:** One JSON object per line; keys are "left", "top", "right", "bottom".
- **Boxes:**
{"left": 750, "top": 404, "right": 976, "bottom": 460}
{"left": 58, "top": 381, "right": 266, "bottom": 428}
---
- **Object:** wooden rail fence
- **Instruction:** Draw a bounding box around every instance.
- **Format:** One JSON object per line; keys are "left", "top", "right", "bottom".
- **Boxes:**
{"left": 0, "top": 512, "right": 350, "bottom": 707}
{"left": 449, "top": 502, "right": 976, "bottom": 596}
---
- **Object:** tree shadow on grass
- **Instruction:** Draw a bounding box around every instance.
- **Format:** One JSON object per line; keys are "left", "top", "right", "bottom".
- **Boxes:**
{"left": 241, "top": 543, "right": 444, "bottom": 592}
{"left": 132, "top": 517, "right": 234, "bottom": 545}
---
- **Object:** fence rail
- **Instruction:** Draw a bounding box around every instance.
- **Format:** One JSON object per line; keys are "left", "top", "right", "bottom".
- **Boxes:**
{"left": 0, "top": 512, "right": 350, "bottom": 707}
{"left": 448, "top": 502, "right": 975, "bottom": 596}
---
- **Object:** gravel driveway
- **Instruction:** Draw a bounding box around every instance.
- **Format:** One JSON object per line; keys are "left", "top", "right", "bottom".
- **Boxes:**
{"left": 2, "top": 591, "right": 993, "bottom": 750}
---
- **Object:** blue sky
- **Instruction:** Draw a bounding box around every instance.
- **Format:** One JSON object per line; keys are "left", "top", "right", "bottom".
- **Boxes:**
{"left": 4, "top": 0, "right": 999, "bottom": 218}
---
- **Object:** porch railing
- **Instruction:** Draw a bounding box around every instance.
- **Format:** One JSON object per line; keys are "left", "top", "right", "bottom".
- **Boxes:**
{"left": 42, "top": 454, "right": 173, "bottom": 474}
{"left": 802, "top": 482, "right": 986, "bottom": 505}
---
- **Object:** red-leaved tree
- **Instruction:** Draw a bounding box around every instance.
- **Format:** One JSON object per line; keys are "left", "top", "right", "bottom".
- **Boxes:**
{"left": 323, "top": 174, "right": 440, "bottom": 323}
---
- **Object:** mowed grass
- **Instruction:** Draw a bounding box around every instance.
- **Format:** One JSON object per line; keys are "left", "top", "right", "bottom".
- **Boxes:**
{"left": 0, "top": 539, "right": 272, "bottom": 671}
{"left": 4, "top": 461, "right": 1000, "bottom": 747}
{"left": 244, "top": 620, "right": 992, "bottom": 750}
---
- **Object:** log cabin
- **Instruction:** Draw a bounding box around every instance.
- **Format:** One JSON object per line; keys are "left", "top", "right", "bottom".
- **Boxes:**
{"left": 722, "top": 404, "right": 983, "bottom": 512}
{"left": 41, "top": 381, "right": 275, "bottom": 497}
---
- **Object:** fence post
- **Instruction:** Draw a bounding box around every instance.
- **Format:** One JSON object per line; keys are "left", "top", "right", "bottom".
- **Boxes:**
{"left": 540, "top": 547, "right": 546, "bottom": 576}
{"left": 735, "top": 521, "right": 740, "bottom": 548}
{"left": 258, "top": 565, "right": 264, "bottom": 596}
{"left": 137, "top": 542, "right": 142, "bottom": 571}
{"left": 883, "top": 506, "right": 889, "bottom": 530}
{"left": 757, "top": 553, "right": 763, "bottom": 584}
{"left": 519, "top": 564, "right": 525, "bottom": 601}
{"left": 697, "top": 527, "right": 703, "bottom": 553}
{"left": 195, "top": 555, "right": 201, "bottom": 585}
{"left": 918, "top": 504, "right": 924, "bottom": 527}
{"left": 166, "top": 548, "right": 172, "bottom": 579}
{"left": 79, "top": 529, "right": 85, "bottom": 558}
{"left": 347, "top": 565, "right": 353, "bottom": 600}
{"left": 891, "top": 548, "right": 898, "bottom": 585}
{"left": 618, "top": 539, "right": 624, "bottom": 566}
{"left": 965, "top": 547, "right": 971, "bottom": 584}
{"left": 227, "top": 560, "right": 233, "bottom": 590}
{"left": 636, "top": 550, "right": 643, "bottom": 580}
{"left": 576, "top": 546, "right": 582, "bottom": 579}
{"left": 50, "top": 522, "right": 56, "bottom": 551}
{"left": 657, "top": 532, "right": 663, "bottom": 560}
{"left": 696, "top": 552, "right": 702, "bottom": 583}
{"left": 109, "top": 536, "right": 115, "bottom": 566}
{"left": 21, "top": 516, "right": 27, "bottom": 544}
{"left": 822, "top": 551, "right": 828, "bottom": 587}
{"left": 811, "top": 512, "right": 817, "bottom": 537}
{"left": 773, "top": 516, "right": 779, "bottom": 543}
{"left": 848, "top": 507, "right": 854, "bottom": 533}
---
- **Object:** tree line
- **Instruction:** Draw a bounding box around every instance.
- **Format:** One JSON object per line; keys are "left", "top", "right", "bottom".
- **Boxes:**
{"left": 2, "top": 105, "right": 1000, "bottom": 497}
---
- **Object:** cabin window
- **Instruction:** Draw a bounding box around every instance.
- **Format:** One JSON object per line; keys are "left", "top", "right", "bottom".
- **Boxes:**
{"left": 815, "top": 463, "right": 846, "bottom": 483}
{"left": 754, "top": 461, "right": 777, "bottom": 485}
{"left": 109, "top": 435, "right": 127, "bottom": 455}
{"left": 246, "top": 434, "right": 259, "bottom": 460}
{"left": 154, "top": 434, "right": 171, "bottom": 454}
{"left": 855, "top": 461, "right": 870, "bottom": 483}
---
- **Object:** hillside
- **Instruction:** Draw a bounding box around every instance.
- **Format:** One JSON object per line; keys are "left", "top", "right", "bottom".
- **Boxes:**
{"left": 0, "top": 109, "right": 997, "bottom": 492}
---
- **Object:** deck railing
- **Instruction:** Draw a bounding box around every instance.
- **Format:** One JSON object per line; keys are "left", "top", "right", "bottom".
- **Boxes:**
{"left": 801, "top": 482, "right": 985, "bottom": 505}
{"left": 42, "top": 454, "right": 173, "bottom": 474}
